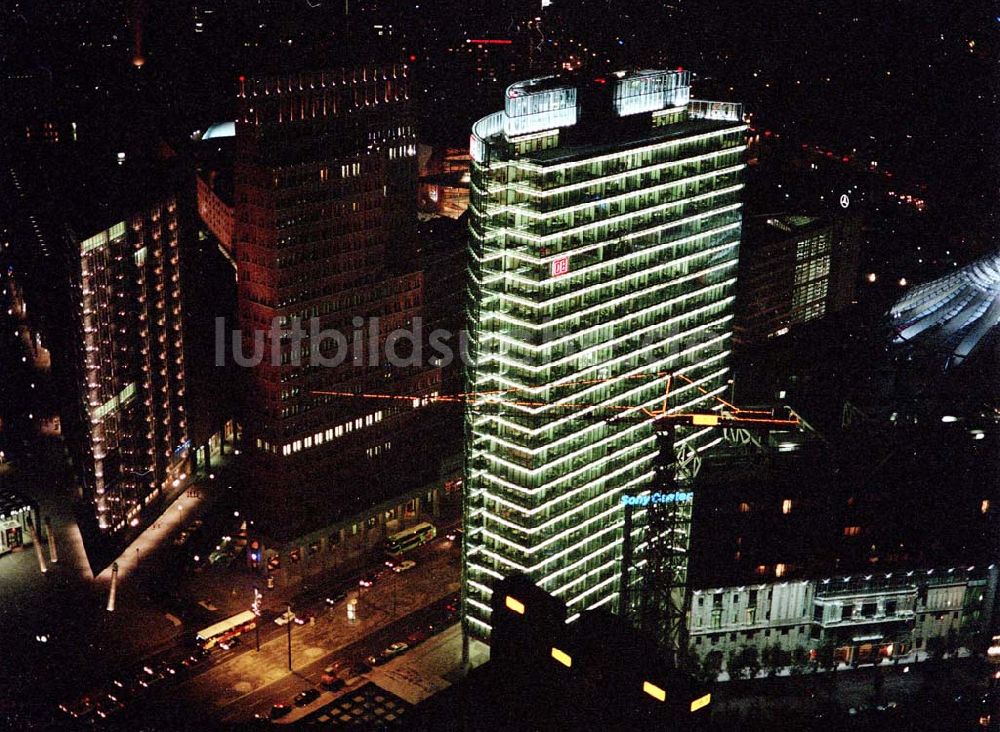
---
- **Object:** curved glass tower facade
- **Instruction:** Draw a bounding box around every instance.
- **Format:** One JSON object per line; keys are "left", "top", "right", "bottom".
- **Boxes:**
{"left": 463, "top": 70, "right": 746, "bottom": 637}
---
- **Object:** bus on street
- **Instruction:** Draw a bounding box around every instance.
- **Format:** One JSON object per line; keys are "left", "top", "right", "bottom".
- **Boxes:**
{"left": 196, "top": 610, "right": 257, "bottom": 650}
{"left": 385, "top": 522, "right": 436, "bottom": 558}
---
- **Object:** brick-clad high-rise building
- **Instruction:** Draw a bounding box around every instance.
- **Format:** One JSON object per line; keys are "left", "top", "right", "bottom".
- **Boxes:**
{"left": 234, "top": 64, "right": 441, "bottom": 536}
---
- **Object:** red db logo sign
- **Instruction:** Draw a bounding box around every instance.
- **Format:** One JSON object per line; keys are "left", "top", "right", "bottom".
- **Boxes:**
{"left": 551, "top": 256, "right": 570, "bottom": 277}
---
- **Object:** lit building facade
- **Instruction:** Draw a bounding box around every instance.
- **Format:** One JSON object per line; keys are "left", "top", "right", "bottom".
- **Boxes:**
{"left": 733, "top": 212, "right": 861, "bottom": 346}
{"left": 0, "top": 490, "right": 41, "bottom": 555}
{"left": 234, "top": 65, "right": 440, "bottom": 536}
{"left": 688, "top": 565, "right": 999, "bottom": 671}
{"left": 74, "top": 199, "right": 189, "bottom": 533}
{"left": 464, "top": 69, "right": 747, "bottom": 636}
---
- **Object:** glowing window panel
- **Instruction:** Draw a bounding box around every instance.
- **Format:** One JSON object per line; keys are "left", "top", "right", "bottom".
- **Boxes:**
{"left": 504, "top": 596, "right": 525, "bottom": 615}
{"left": 643, "top": 681, "right": 666, "bottom": 702}
{"left": 690, "top": 693, "right": 711, "bottom": 712}
{"left": 551, "top": 647, "right": 572, "bottom": 668}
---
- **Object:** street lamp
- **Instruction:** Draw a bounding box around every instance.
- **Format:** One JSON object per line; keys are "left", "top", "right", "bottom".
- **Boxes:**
{"left": 286, "top": 603, "right": 293, "bottom": 670}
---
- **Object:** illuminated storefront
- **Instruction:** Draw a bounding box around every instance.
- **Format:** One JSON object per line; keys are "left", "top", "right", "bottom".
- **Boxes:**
{"left": 0, "top": 490, "right": 40, "bottom": 555}
{"left": 464, "top": 69, "right": 746, "bottom": 637}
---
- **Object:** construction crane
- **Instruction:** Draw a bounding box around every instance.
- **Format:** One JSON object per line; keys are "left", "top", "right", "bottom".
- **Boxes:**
{"left": 311, "top": 371, "right": 799, "bottom": 663}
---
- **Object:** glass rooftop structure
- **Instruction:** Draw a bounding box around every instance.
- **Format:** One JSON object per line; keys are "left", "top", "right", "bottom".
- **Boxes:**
{"left": 889, "top": 249, "right": 1000, "bottom": 368}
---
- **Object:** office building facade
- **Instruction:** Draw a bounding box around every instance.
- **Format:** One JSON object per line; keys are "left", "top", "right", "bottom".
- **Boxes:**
{"left": 733, "top": 212, "right": 861, "bottom": 346}
{"left": 234, "top": 65, "right": 440, "bottom": 536}
{"left": 464, "top": 69, "right": 747, "bottom": 636}
{"left": 74, "top": 198, "right": 189, "bottom": 533}
{"left": 688, "top": 565, "right": 999, "bottom": 671}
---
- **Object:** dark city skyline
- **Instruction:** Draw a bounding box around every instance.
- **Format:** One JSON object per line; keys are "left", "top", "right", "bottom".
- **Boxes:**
{"left": 0, "top": 2, "right": 996, "bottom": 729}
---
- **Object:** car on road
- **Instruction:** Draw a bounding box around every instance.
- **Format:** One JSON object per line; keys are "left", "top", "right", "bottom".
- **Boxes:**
{"left": 219, "top": 636, "right": 241, "bottom": 651}
{"left": 383, "top": 642, "right": 409, "bottom": 658}
{"left": 293, "top": 612, "right": 313, "bottom": 626}
{"left": 322, "top": 677, "right": 346, "bottom": 692}
{"left": 426, "top": 621, "right": 443, "bottom": 636}
{"left": 359, "top": 569, "right": 385, "bottom": 588}
{"left": 407, "top": 630, "right": 429, "bottom": 647}
{"left": 392, "top": 560, "right": 417, "bottom": 573}
{"left": 94, "top": 693, "right": 125, "bottom": 720}
{"left": 325, "top": 590, "right": 348, "bottom": 606}
{"left": 173, "top": 531, "right": 190, "bottom": 546}
{"left": 446, "top": 528, "right": 463, "bottom": 542}
{"left": 269, "top": 703, "right": 292, "bottom": 719}
{"left": 321, "top": 662, "right": 345, "bottom": 686}
{"left": 365, "top": 654, "right": 389, "bottom": 668}
{"left": 294, "top": 688, "right": 320, "bottom": 707}
{"left": 274, "top": 609, "right": 296, "bottom": 626}
{"left": 58, "top": 696, "right": 93, "bottom": 720}
{"left": 138, "top": 670, "right": 165, "bottom": 689}
{"left": 180, "top": 653, "right": 204, "bottom": 672}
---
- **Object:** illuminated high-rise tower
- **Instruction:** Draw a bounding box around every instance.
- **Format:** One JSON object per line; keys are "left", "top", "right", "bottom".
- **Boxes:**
{"left": 464, "top": 70, "right": 746, "bottom": 637}
{"left": 234, "top": 65, "right": 441, "bottom": 535}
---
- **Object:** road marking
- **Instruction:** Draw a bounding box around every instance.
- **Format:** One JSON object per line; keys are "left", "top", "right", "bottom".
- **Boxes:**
{"left": 199, "top": 600, "right": 218, "bottom": 611}
{"left": 165, "top": 613, "right": 182, "bottom": 626}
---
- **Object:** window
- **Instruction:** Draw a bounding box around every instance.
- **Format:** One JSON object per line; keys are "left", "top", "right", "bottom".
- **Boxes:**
{"left": 885, "top": 600, "right": 897, "bottom": 615}
{"left": 841, "top": 605, "right": 854, "bottom": 620}
{"left": 861, "top": 602, "right": 877, "bottom": 617}
{"left": 710, "top": 609, "right": 722, "bottom": 630}
{"left": 813, "top": 604, "right": 824, "bottom": 622}
{"left": 775, "top": 563, "right": 786, "bottom": 578}
{"left": 739, "top": 502, "right": 751, "bottom": 513}
{"left": 843, "top": 526, "right": 861, "bottom": 537}
{"left": 781, "top": 499, "right": 792, "bottom": 515}
{"left": 329, "top": 532, "right": 340, "bottom": 549}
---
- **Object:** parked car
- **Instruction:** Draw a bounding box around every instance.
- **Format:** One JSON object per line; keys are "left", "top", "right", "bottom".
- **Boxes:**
{"left": 446, "top": 528, "right": 463, "bottom": 542}
{"left": 274, "top": 609, "right": 295, "bottom": 626}
{"left": 173, "top": 531, "right": 189, "bottom": 547}
{"left": 365, "top": 654, "right": 389, "bottom": 668}
{"left": 393, "top": 560, "right": 417, "bottom": 573}
{"left": 294, "top": 688, "right": 320, "bottom": 707}
{"left": 269, "top": 704, "right": 292, "bottom": 719}
{"left": 293, "top": 612, "right": 313, "bottom": 626}
{"left": 219, "top": 636, "right": 241, "bottom": 651}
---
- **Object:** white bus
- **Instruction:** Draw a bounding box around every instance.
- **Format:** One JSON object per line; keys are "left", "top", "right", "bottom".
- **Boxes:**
{"left": 196, "top": 610, "right": 257, "bottom": 650}
{"left": 385, "top": 522, "right": 436, "bottom": 558}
